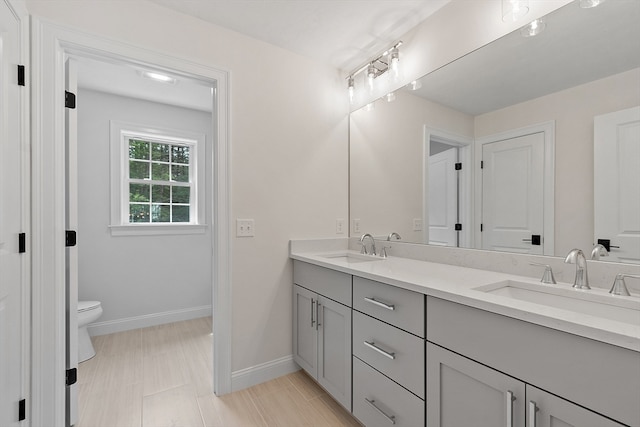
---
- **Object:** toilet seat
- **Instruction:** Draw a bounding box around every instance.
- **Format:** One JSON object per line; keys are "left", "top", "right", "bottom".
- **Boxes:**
{"left": 78, "top": 301, "right": 101, "bottom": 312}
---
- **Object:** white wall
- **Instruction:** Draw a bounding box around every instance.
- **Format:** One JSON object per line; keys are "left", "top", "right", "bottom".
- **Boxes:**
{"left": 77, "top": 88, "right": 213, "bottom": 330}
{"left": 26, "top": 0, "right": 348, "bottom": 375}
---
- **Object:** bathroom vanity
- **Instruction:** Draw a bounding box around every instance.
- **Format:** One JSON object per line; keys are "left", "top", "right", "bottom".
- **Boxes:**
{"left": 291, "top": 243, "right": 640, "bottom": 427}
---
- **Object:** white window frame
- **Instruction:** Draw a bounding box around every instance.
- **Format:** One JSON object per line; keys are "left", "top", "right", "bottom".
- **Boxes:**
{"left": 109, "top": 120, "right": 207, "bottom": 236}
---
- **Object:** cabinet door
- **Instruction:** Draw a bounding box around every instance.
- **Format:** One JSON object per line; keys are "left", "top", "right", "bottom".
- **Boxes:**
{"left": 293, "top": 285, "right": 317, "bottom": 376}
{"left": 526, "top": 385, "right": 624, "bottom": 427}
{"left": 427, "top": 343, "right": 526, "bottom": 427}
{"left": 317, "top": 295, "right": 352, "bottom": 411}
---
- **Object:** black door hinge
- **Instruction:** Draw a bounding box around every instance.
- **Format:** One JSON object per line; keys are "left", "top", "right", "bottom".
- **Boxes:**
{"left": 65, "top": 91, "right": 76, "bottom": 109}
{"left": 66, "top": 230, "right": 77, "bottom": 247}
{"left": 18, "top": 233, "right": 26, "bottom": 253}
{"left": 455, "top": 162, "right": 462, "bottom": 171}
{"left": 66, "top": 368, "right": 77, "bottom": 386}
{"left": 17, "top": 65, "right": 25, "bottom": 86}
{"left": 455, "top": 223, "right": 462, "bottom": 231}
{"left": 480, "top": 160, "right": 484, "bottom": 169}
{"left": 480, "top": 224, "right": 484, "bottom": 232}
{"left": 18, "top": 399, "right": 26, "bottom": 421}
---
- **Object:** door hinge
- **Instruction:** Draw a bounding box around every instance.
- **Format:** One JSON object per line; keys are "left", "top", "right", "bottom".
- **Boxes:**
{"left": 455, "top": 223, "right": 462, "bottom": 231}
{"left": 18, "top": 233, "right": 26, "bottom": 253}
{"left": 17, "top": 65, "right": 25, "bottom": 86}
{"left": 455, "top": 162, "right": 462, "bottom": 171}
{"left": 65, "top": 91, "right": 76, "bottom": 109}
{"left": 66, "top": 368, "right": 77, "bottom": 386}
{"left": 18, "top": 399, "right": 26, "bottom": 421}
{"left": 66, "top": 230, "right": 77, "bottom": 247}
{"left": 480, "top": 160, "right": 484, "bottom": 169}
{"left": 480, "top": 224, "right": 483, "bottom": 232}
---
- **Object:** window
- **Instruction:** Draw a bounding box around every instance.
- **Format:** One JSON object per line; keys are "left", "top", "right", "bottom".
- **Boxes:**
{"left": 110, "top": 121, "right": 206, "bottom": 235}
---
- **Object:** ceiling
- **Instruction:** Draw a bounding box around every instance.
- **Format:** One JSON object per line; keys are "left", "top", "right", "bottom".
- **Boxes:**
{"left": 146, "top": 0, "right": 451, "bottom": 73}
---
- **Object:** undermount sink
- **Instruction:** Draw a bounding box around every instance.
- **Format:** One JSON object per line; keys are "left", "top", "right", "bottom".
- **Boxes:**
{"left": 474, "top": 280, "right": 640, "bottom": 326}
{"left": 321, "top": 252, "right": 384, "bottom": 263}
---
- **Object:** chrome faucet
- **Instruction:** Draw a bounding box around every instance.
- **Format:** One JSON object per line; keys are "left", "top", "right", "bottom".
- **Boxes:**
{"left": 564, "top": 249, "right": 590, "bottom": 290}
{"left": 530, "top": 262, "right": 556, "bottom": 284}
{"left": 610, "top": 274, "right": 640, "bottom": 296}
{"left": 387, "top": 232, "right": 401, "bottom": 241}
{"left": 359, "top": 233, "right": 377, "bottom": 256}
{"left": 591, "top": 244, "right": 609, "bottom": 260}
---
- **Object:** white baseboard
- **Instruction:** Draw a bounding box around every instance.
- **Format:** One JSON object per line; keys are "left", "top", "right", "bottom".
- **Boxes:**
{"left": 231, "top": 355, "right": 300, "bottom": 392}
{"left": 88, "top": 305, "right": 212, "bottom": 336}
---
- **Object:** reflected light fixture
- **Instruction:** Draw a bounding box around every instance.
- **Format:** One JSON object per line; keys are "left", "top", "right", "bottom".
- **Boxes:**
{"left": 502, "top": 0, "right": 529, "bottom": 22}
{"left": 579, "top": 0, "right": 606, "bottom": 8}
{"left": 345, "top": 41, "right": 403, "bottom": 101}
{"left": 139, "top": 70, "right": 177, "bottom": 84}
{"left": 364, "top": 102, "right": 375, "bottom": 112}
{"left": 521, "top": 19, "right": 546, "bottom": 37}
{"left": 408, "top": 80, "right": 422, "bottom": 91}
{"left": 385, "top": 92, "right": 396, "bottom": 102}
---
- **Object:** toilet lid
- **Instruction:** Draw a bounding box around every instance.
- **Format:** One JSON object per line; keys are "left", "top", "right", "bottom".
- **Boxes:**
{"left": 78, "top": 301, "right": 101, "bottom": 313}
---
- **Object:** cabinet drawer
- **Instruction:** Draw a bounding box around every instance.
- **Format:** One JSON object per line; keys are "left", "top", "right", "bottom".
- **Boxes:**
{"left": 353, "top": 357, "right": 424, "bottom": 427}
{"left": 293, "top": 260, "right": 352, "bottom": 306}
{"left": 353, "top": 276, "right": 424, "bottom": 337}
{"left": 353, "top": 311, "right": 424, "bottom": 398}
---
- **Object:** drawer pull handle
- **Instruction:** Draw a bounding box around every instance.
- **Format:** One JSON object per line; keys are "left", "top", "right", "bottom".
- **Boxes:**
{"left": 364, "top": 297, "right": 395, "bottom": 311}
{"left": 528, "top": 400, "right": 538, "bottom": 427}
{"left": 311, "top": 299, "right": 315, "bottom": 327}
{"left": 364, "top": 340, "right": 396, "bottom": 360}
{"left": 365, "top": 398, "right": 396, "bottom": 425}
{"left": 506, "top": 390, "right": 515, "bottom": 427}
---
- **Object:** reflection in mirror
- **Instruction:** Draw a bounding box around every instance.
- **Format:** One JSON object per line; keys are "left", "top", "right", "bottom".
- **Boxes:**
{"left": 349, "top": 0, "right": 640, "bottom": 263}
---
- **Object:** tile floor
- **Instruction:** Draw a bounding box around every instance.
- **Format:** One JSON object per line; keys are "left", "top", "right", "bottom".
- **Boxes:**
{"left": 77, "top": 317, "right": 361, "bottom": 426}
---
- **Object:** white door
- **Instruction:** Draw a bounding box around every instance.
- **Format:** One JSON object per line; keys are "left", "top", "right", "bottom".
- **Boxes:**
{"left": 594, "top": 106, "right": 640, "bottom": 264}
{"left": 481, "top": 133, "right": 544, "bottom": 254}
{"left": 0, "top": 1, "right": 26, "bottom": 425}
{"left": 428, "top": 148, "right": 458, "bottom": 246}
{"left": 65, "top": 57, "right": 79, "bottom": 426}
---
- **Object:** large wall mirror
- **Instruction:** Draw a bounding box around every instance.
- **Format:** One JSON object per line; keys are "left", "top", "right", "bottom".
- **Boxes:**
{"left": 350, "top": 0, "right": 640, "bottom": 264}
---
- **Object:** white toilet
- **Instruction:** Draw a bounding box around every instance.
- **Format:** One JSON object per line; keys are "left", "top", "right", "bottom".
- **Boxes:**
{"left": 78, "top": 301, "right": 103, "bottom": 362}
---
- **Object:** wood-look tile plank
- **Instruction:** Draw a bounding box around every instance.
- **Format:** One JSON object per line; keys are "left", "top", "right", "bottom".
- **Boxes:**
{"left": 198, "top": 389, "right": 266, "bottom": 427}
{"left": 142, "top": 384, "right": 204, "bottom": 427}
{"left": 77, "top": 382, "right": 143, "bottom": 427}
{"left": 312, "top": 394, "right": 363, "bottom": 427}
{"left": 287, "top": 370, "right": 326, "bottom": 401}
{"left": 142, "top": 348, "right": 191, "bottom": 396}
{"left": 96, "top": 328, "right": 142, "bottom": 356}
{"left": 90, "top": 350, "right": 143, "bottom": 391}
{"left": 251, "top": 385, "right": 331, "bottom": 427}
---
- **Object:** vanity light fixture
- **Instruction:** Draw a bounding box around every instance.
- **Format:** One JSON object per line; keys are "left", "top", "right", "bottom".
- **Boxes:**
{"left": 364, "top": 102, "right": 375, "bottom": 112}
{"left": 345, "top": 41, "right": 403, "bottom": 100}
{"left": 385, "top": 92, "right": 396, "bottom": 102}
{"left": 521, "top": 18, "right": 546, "bottom": 37}
{"left": 502, "top": 0, "right": 529, "bottom": 22}
{"left": 579, "top": 0, "right": 606, "bottom": 8}
{"left": 139, "top": 70, "right": 177, "bottom": 84}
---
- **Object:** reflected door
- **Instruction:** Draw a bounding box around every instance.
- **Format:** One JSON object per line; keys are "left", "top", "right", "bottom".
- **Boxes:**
{"left": 428, "top": 148, "right": 458, "bottom": 246}
{"left": 481, "top": 133, "right": 544, "bottom": 254}
{"left": 594, "top": 106, "right": 640, "bottom": 264}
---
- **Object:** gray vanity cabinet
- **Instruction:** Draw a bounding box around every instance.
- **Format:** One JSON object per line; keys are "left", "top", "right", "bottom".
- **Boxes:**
{"left": 292, "top": 261, "right": 352, "bottom": 410}
{"left": 427, "top": 342, "right": 526, "bottom": 427}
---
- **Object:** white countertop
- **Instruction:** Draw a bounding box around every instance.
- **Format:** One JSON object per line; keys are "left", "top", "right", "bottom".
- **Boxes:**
{"left": 290, "top": 248, "right": 640, "bottom": 352}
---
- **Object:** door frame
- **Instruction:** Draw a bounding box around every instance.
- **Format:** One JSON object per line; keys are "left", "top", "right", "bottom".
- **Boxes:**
{"left": 474, "top": 121, "right": 555, "bottom": 256}
{"left": 423, "top": 127, "right": 472, "bottom": 248}
{"left": 30, "top": 19, "right": 232, "bottom": 424}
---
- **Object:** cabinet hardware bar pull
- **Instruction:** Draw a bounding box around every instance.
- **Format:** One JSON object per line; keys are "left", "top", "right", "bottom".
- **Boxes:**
{"left": 363, "top": 297, "right": 395, "bottom": 311}
{"left": 364, "top": 340, "right": 396, "bottom": 360}
{"left": 364, "top": 398, "right": 396, "bottom": 425}
{"left": 316, "top": 302, "right": 321, "bottom": 329}
{"left": 506, "top": 390, "right": 515, "bottom": 427}
{"left": 528, "top": 401, "right": 538, "bottom": 427}
{"left": 311, "top": 299, "right": 315, "bottom": 327}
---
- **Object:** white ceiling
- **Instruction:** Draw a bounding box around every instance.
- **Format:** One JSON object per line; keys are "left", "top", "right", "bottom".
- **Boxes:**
{"left": 146, "top": 0, "right": 450, "bottom": 73}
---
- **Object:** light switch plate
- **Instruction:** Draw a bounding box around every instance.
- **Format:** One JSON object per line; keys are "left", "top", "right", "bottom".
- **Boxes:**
{"left": 236, "top": 219, "right": 255, "bottom": 237}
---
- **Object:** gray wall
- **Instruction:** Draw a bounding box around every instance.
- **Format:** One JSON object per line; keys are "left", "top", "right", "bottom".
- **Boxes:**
{"left": 77, "top": 88, "right": 212, "bottom": 329}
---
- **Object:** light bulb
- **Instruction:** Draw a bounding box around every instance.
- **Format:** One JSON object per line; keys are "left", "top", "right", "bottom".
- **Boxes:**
{"left": 389, "top": 48, "right": 400, "bottom": 81}
{"left": 409, "top": 80, "right": 422, "bottom": 91}
{"left": 364, "top": 102, "right": 375, "bottom": 112}
{"left": 502, "top": 0, "right": 529, "bottom": 22}
{"left": 385, "top": 92, "right": 396, "bottom": 102}
{"left": 347, "top": 76, "right": 355, "bottom": 104}
{"left": 367, "top": 63, "right": 376, "bottom": 92}
{"left": 579, "top": 0, "right": 605, "bottom": 8}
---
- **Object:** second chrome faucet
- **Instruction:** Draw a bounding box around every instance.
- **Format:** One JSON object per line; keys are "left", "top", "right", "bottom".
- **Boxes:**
{"left": 565, "top": 249, "right": 590, "bottom": 290}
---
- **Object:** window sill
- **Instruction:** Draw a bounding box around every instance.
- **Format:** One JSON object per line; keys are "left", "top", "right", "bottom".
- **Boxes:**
{"left": 109, "top": 224, "right": 208, "bottom": 236}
